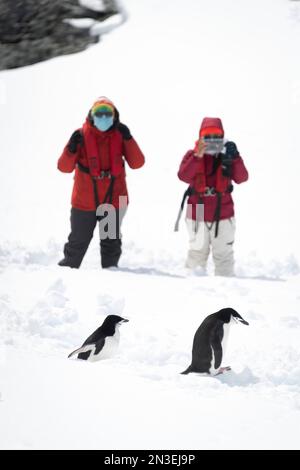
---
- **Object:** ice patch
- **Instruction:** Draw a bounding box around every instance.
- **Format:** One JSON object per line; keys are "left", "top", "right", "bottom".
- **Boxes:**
{"left": 216, "top": 367, "right": 260, "bottom": 387}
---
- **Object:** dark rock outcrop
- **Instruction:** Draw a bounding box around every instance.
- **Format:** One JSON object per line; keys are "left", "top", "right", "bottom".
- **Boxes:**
{"left": 0, "top": 0, "right": 119, "bottom": 70}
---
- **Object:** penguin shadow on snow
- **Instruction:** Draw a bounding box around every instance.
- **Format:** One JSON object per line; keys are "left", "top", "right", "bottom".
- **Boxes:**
{"left": 117, "top": 266, "right": 184, "bottom": 279}
{"left": 181, "top": 308, "right": 255, "bottom": 383}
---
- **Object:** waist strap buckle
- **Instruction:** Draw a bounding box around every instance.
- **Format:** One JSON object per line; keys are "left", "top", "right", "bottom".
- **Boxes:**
{"left": 93, "top": 170, "right": 111, "bottom": 180}
{"left": 204, "top": 187, "right": 216, "bottom": 196}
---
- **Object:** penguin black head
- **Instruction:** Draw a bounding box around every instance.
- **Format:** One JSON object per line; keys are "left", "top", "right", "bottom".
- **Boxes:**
{"left": 101, "top": 314, "right": 129, "bottom": 333}
{"left": 103, "top": 314, "right": 129, "bottom": 324}
{"left": 217, "top": 308, "right": 249, "bottom": 325}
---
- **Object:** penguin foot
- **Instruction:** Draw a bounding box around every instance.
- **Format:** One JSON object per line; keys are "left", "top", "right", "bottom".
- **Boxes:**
{"left": 216, "top": 366, "right": 231, "bottom": 375}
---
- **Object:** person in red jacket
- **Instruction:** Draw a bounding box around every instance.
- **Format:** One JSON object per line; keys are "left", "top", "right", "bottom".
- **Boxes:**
{"left": 177, "top": 117, "right": 248, "bottom": 276}
{"left": 57, "top": 96, "right": 145, "bottom": 269}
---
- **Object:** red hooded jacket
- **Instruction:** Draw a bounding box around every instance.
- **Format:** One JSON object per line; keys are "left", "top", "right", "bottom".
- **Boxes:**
{"left": 178, "top": 117, "right": 248, "bottom": 222}
{"left": 58, "top": 114, "right": 145, "bottom": 211}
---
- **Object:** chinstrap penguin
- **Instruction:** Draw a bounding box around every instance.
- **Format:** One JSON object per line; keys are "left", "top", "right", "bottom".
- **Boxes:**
{"left": 181, "top": 307, "right": 249, "bottom": 375}
{"left": 68, "top": 315, "right": 129, "bottom": 362}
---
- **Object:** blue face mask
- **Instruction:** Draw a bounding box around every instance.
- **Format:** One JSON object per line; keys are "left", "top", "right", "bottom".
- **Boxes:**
{"left": 93, "top": 115, "right": 114, "bottom": 132}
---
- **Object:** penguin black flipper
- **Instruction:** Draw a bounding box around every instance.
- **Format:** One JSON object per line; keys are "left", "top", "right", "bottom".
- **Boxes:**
{"left": 77, "top": 350, "right": 92, "bottom": 361}
{"left": 78, "top": 337, "right": 105, "bottom": 360}
{"left": 211, "top": 331, "right": 223, "bottom": 369}
{"left": 68, "top": 343, "right": 95, "bottom": 359}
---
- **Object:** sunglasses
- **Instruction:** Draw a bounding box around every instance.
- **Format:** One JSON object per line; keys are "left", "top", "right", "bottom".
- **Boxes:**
{"left": 202, "top": 134, "right": 224, "bottom": 141}
{"left": 94, "top": 111, "right": 114, "bottom": 118}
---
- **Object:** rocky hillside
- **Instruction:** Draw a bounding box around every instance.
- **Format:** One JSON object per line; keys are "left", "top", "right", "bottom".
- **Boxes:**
{"left": 0, "top": 0, "right": 120, "bottom": 70}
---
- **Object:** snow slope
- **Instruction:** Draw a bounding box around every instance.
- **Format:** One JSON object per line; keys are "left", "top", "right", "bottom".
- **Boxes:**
{"left": 1, "top": 0, "right": 300, "bottom": 450}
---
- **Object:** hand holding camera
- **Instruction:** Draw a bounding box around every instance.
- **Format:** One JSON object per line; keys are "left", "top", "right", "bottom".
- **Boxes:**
{"left": 224, "top": 141, "right": 239, "bottom": 159}
{"left": 194, "top": 139, "right": 207, "bottom": 158}
{"left": 221, "top": 141, "right": 239, "bottom": 176}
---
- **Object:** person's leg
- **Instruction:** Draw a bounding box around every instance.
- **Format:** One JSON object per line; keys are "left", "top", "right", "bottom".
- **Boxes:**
{"left": 99, "top": 207, "right": 126, "bottom": 268}
{"left": 211, "top": 217, "right": 236, "bottom": 276}
{"left": 100, "top": 238, "right": 122, "bottom": 268}
{"left": 185, "top": 218, "right": 210, "bottom": 270}
{"left": 59, "top": 208, "right": 97, "bottom": 268}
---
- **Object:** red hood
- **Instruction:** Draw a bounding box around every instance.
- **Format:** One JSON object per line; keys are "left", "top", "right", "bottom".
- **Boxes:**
{"left": 199, "top": 117, "right": 224, "bottom": 136}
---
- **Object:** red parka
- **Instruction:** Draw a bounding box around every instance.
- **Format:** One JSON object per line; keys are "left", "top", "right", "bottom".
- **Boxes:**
{"left": 58, "top": 117, "right": 145, "bottom": 211}
{"left": 178, "top": 118, "right": 248, "bottom": 222}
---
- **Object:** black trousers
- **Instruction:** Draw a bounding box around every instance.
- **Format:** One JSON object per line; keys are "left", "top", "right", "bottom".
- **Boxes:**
{"left": 62, "top": 207, "right": 124, "bottom": 268}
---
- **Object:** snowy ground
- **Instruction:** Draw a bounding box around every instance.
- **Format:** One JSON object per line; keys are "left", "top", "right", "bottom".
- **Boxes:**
{"left": 1, "top": 0, "right": 300, "bottom": 450}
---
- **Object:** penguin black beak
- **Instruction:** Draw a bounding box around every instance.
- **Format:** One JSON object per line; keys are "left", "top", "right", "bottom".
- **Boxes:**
{"left": 121, "top": 319, "right": 129, "bottom": 323}
{"left": 233, "top": 316, "right": 249, "bottom": 325}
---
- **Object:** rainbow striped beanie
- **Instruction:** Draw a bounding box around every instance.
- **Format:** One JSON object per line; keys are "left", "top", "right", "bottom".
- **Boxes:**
{"left": 91, "top": 97, "right": 115, "bottom": 116}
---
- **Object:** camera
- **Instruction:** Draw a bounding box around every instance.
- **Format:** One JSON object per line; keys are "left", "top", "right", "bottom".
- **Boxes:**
{"left": 203, "top": 137, "right": 225, "bottom": 155}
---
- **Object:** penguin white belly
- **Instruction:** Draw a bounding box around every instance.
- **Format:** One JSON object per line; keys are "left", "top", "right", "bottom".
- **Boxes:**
{"left": 220, "top": 322, "right": 231, "bottom": 357}
{"left": 90, "top": 328, "right": 120, "bottom": 362}
{"left": 209, "top": 349, "right": 218, "bottom": 375}
{"left": 209, "top": 323, "right": 231, "bottom": 375}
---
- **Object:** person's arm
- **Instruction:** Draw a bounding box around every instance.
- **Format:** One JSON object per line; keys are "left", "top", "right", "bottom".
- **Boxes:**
{"left": 178, "top": 139, "right": 206, "bottom": 184}
{"left": 178, "top": 151, "right": 198, "bottom": 184}
{"left": 231, "top": 156, "right": 249, "bottom": 183}
{"left": 118, "top": 123, "right": 145, "bottom": 169}
{"left": 57, "top": 130, "right": 82, "bottom": 173}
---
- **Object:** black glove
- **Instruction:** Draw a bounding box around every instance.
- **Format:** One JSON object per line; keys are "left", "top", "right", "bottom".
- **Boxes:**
{"left": 224, "top": 141, "right": 239, "bottom": 159}
{"left": 221, "top": 141, "right": 239, "bottom": 177}
{"left": 67, "top": 130, "right": 83, "bottom": 154}
{"left": 117, "top": 123, "right": 132, "bottom": 140}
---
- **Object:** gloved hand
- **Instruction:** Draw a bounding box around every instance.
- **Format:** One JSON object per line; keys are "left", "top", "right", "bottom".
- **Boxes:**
{"left": 221, "top": 141, "right": 239, "bottom": 176}
{"left": 224, "top": 141, "right": 239, "bottom": 159}
{"left": 117, "top": 123, "right": 132, "bottom": 140}
{"left": 68, "top": 130, "right": 83, "bottom": 154}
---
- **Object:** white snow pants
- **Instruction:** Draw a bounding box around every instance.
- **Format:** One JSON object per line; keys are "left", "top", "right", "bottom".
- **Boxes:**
{"left": 185, "top": 217, "right": 236, "bottom": 276}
